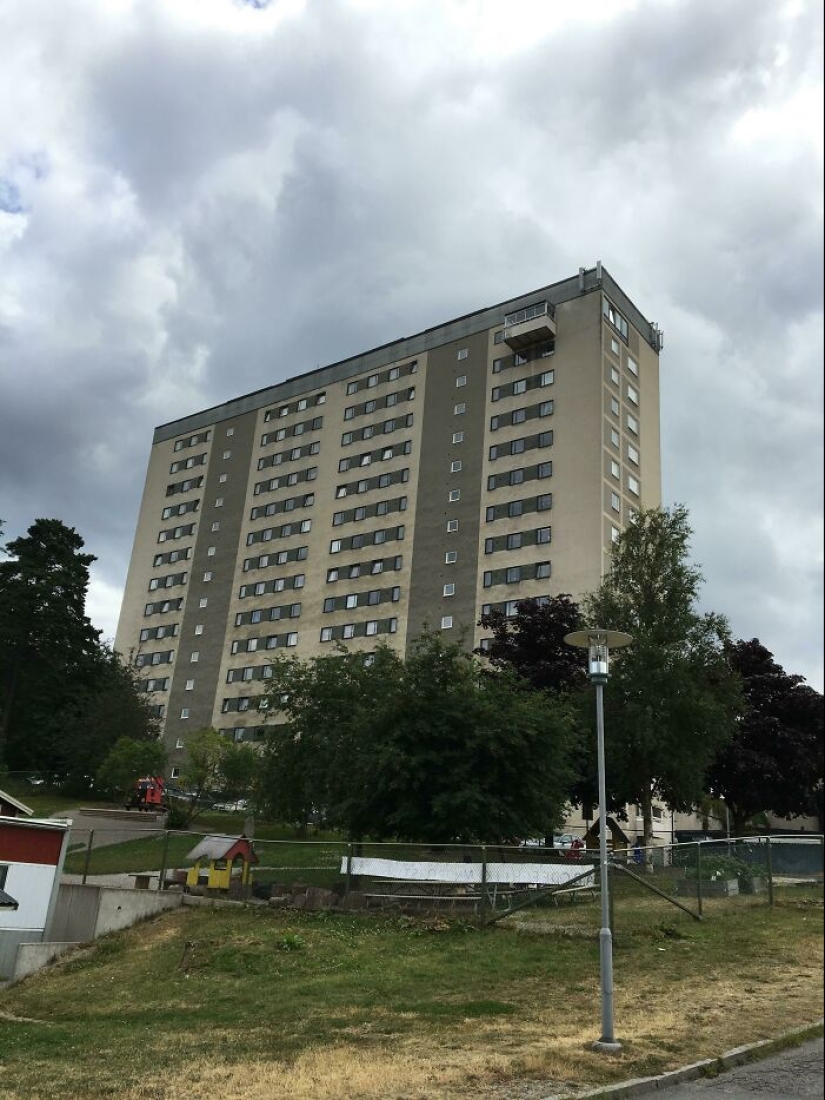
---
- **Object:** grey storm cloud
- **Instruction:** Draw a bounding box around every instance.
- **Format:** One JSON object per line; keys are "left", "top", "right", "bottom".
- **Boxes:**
{"left": 0, "top": 0, "right": 821, "bottom": 689}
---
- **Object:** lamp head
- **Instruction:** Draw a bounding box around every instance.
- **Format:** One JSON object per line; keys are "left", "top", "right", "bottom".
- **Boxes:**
{"left": 563, "top": 629, "right": 633, "bottom": 684}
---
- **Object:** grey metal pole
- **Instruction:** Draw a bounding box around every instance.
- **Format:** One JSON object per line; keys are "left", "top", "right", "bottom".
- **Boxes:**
{"left": 594, "top": 682, "right": 620, "bottom": 1052}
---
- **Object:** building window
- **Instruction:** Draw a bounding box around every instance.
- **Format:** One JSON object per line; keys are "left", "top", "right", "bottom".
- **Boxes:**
{"left": 452, "top": 431, "right": 464, "bottom": 444}
{"left": 175, "top": 739, "right": 185, "bottom": 749}
{"left": 457, "top": 349, "right": 468, "bottom": 361}
{"left": 454, "top": 402, "right": 466, "bottom": 415}
{"left": 456, "top": 374, "right": 467, "bottom": 387}
{"left": 450, "top": 460, "right": 462, "bottom": 473}
{"left": 185, "top": 679, "right": 194, "bottom": 691}
{"left": 611, "top": 338, "right": 620, "bottom": 355}
{"left": 226, "top": 428, "right": 235, "bottom": 437}
{"left": 190, "top": 651, "right": 199, "bottom": 663}
{"left": 627, "top": 385, "right": 639, "bottom": 405}
{"left": 627, "top": 355, "right": 639, "bottom": 376}
{"left": 611, "top": 492, "right": 620, "bottom": 513}
{"left": 610, "top": 428, "right": 620, "bottom": 447}
{"left": 536, "top": 527, "right": 551, "bottom": 544}
{"left": 610, "top": 397, "right": 620, "bottom": 416}
{"left": 211, "top": 521, "right": 220, "bottom": 531}
{"left": 180, "top": 708, "right": 190, "bottom": 719}
{"left": 223, "top": 450, "right": 232, "bottom": 459}
{"left": 199, "top": 598, "right": 208, "bottom": 608}
{"left": 445, "top": 551, "right": 457, "bottom": 564}
{"left": 320, "top": 627, "right": 333, "bottom": 642}
{"left": 170, "top": 767, "right": 180, "bottom": 779}
{"left": 203, "top": 571, "right": 212, "bottom": 582}
{"left": 448, "top": 489, "right": 460, "bottom": 502}
{"left": 194, "top": 624, "right": 204, "bottom": 635}
{"left": 215, "top": 497, "right": 224, "bottom": 508}
{"left": 627, "top": 475, "right": 640, "bottom": 496}
{"left": 441, "top": 616, "right": 453, "bottom": 630}
{"left": 207, "top": 546, "right": 216, "bottom": 557}
{"left": 219, "top": 474, "right": 227, "bottom": 484}
{"left": 627, "top": 414, "right": 639, "bottom": 435}
{"left": 627, "top": 444, "right": 639, "bottom": 465}
{"left": 446, "top": 519, "right": 459, "bottom": 533}
{"left": 443, "top": 583, "right": 455, "bottom": 597}
{"left": 611, "top": 366, "right": 620, "bottom": 385}
{"left": 611, "top": 460, "right": 620, "bottom": 479}
{"left": 536, "top": 561, "right": 551, "bottom": 579}
{"left": 611, "top": 526, "right": 620, "bottom": 543}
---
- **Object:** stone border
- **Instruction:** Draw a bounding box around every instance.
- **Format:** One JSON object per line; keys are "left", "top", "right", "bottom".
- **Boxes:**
{"left": 540, "top": 1020, "right": 824, "bottom": 1099}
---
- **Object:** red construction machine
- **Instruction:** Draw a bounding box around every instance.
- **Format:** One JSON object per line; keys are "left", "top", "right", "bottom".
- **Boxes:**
{"left": 126, "top": 775, "right": 166, "bottom": 811}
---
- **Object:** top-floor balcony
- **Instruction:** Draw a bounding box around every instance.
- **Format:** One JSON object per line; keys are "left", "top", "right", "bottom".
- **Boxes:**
{"left": 502, "top": 301, "right": 556, "bottom": 351}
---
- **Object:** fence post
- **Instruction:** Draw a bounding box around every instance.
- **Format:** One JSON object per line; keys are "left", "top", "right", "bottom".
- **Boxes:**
{"left": 480, "top": 846, "right": 489, "bottom": 918}
{"left": 766, "top": 835, "right": 774, "bottom": 907}
{"left": 82, "top": 831, "right": 94, "bottom": 885}
{"left": 345, "top": 843, "right": 353, "bottom": 898}
{"left": 696, "top": 841, "right": 703, "bottom": 917}
{"left": 158, "top": 830, "right": 170, "bottom": 892}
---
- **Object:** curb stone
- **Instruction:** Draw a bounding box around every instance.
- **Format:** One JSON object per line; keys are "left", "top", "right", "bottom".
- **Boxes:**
{"left": 538, "top": 1019, "right": 824, "bottom": 1099}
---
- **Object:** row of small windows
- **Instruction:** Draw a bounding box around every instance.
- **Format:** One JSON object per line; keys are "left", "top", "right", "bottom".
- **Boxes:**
{"left": 140, "top": 677, "right": 170, "bottom": 693}
{"left": 257, "top": 440, "right": 320, "bottom": 471}
{"left": 342, "top": 413, "right": 413, "bottom": 447}
{"left": 145, "top": 597, "right": 184, "bottom": 616}
{"left": 261, "top": 416, "right": 323, "bottom": 447}
{"left": 158, "top": 523, "right": 196, "bottom": 543}
{"left": 483, "top": 562, "right": 551, "bottom": 587}
{"left": 607, "top": 347, "right": 639, "bottom": 379}
{"left": 263, "top": 392, "right": 326, "bottom": 422}
{"left": 254, "top": 466, "right": 317, "bottom": 498}
{"left": 320, "top": 617, "right": 398, "bottom": 642}
{"left": 162, "top": 500, "right": 199, "bottom": 520}
{"left": 170, "top": 452, "right": 207, "bottom": 474}
{"left": 482, "top": 594, "right": 551, "bottom": 618}
{"left": 244, "top": 545, "right": 308, "bottom": 572}
{"left": 486, "top": 494, "right": 552, "bottom": 522}
{"left": 490, "top": 400, "right": 553, "bottom": 432}
{"left": 153, "top": 547, "right": 191, "bottom": 567}
{"left": 234, "top": 602, "right": 301, "bottom": 627}
{"left": 221, "top": 696, "right": 264, "bottom": 714}
{"left": 173, "top": 430, "right": 211, "bottom": 452}
{"left": 239, "top": 573, "right": 305, "bottom": 599}
{"left": 330, "top": 526, "right": 405, "bottom": 555}
{"left": 492, "top": 339, "right": 555, "bottom": 371}
{"left": 231, "top": 628, "right": 301, "bottom": 654}
{"left": 135, "top": 650, "right": 174, "bottom": 668}
{"left": 166, "top": 476, "right": 203, "bottom": 497}
{"left": 491, "top": 371, "right": 554, "bottom": 402}
{"left": 148, "top": 572, "right": 187, "bottom": 591}
{"left": 327, "top": 556, "right": 402, "bottom": 582}
{"left": 139, "top": 624, "right": 179, "bottom": 642}
{"left": 336, "top": 468, "right": 409, "bottom": 499}
{"left": 323, "top": 586, "right": 400, "bottom": 613}
{"left": 246, "top": 520, "right": 312, "bottom": 546}
{"left": 250, "top": 493, "right": 315, "bottom": 522}
{"left": 487, "top": 461, "right": 552, "bottom": 491}
{"left": 339, "top": 440, "right": 411, "bottom": 473}
{"left": 344, "top": 386, "right": 415, "bottom": 421}
{"left": 489, "top": 431, "right": 553, "bottom": 462}
{"left": 332, "top": 496, "right": 407, "bottom": 527}
{"left": 227, "top": 644, "right": 298, "bottom": 680}
{"left": 345, "top": 361, "right": 417, "bottom": 395}
{"left": 484, "top": 527, "right": 551, "bottom": 554}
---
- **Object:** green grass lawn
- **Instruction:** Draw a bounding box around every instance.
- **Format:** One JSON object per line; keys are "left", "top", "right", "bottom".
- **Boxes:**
{"left": 0, "top": 884, "right": 821, "bottom": 1100}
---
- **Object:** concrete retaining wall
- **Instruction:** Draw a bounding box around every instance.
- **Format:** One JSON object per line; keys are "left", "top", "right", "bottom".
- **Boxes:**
{"left": 12, "top": 941, "right": 81, "bottom": 983}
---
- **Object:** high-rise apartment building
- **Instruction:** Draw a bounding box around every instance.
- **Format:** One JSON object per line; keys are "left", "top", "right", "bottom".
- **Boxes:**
{"left": 116, "top": 264, "right": 663, "bottom": 773}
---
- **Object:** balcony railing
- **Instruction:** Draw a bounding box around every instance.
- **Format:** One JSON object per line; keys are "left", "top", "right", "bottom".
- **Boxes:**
{"left": 503, "top": 301, "right": 556, "bottom": 351}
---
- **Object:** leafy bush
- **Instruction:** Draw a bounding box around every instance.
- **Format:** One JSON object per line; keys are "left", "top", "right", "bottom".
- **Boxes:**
{"left": 686, "top": 854, "right": 754, "bottom": 883}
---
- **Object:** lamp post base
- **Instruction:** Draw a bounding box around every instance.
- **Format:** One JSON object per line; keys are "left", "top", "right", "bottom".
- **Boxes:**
{"left": 592, "top": 1038, "right": 623, "bottom": 1054}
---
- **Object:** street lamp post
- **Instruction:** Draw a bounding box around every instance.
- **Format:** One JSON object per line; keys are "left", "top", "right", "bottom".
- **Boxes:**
{"left": 564, "top": 628, "right": 632, "bottom": 1053}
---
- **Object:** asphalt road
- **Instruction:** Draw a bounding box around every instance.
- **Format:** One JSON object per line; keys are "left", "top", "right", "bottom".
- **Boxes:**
{"left": 656, "top": 1038, "right": 824, "bottom": 1098}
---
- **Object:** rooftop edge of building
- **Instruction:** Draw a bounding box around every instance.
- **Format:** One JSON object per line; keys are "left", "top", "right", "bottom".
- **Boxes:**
{"left": 152, "top": 263, "right": 660, "bottom": 445}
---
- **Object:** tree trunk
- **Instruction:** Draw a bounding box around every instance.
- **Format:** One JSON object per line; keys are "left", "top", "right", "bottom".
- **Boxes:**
{"left": 0, "top": 657, "right": 20, "bottom": 766}
{"left": 641, "top": 789, "right": 654, "bottom": 871}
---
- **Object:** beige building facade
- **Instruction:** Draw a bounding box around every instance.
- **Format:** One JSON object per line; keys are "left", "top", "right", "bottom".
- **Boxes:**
{"left": 115, "top": 264, "right": 663, "bottom": 774}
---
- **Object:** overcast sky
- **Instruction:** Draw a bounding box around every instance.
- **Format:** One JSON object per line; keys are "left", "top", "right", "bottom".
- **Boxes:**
{"left": 1, "top": 0, "right": 822, "bottom": 690}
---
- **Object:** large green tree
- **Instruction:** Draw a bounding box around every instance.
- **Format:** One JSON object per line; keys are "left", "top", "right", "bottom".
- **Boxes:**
{"left": 0, "top": 519, "right": 102, "bottom": 769}
{"left": 584, "top": 506, "right": 741, "bottom": 847}
{"left": 0, "top": 519, "right": 158, "bottom": 778}
{"left": 706, "top": 639, "right": 824, "bottom": 835}
{"left": 260, "top": 633, "right": 577, "bottom": 843}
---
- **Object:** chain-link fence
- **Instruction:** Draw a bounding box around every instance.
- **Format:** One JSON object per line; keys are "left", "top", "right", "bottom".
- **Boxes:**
{"left": 58, "top": 824, "right": 823, "bottom": 921}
